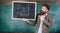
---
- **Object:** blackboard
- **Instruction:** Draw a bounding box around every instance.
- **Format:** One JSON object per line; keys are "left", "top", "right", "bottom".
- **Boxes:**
{"left": 12, "top": 1, "right": 37, "bottom": 20}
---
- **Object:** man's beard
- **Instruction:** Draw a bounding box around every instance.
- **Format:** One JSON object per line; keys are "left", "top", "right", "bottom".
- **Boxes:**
{"left": 40, "top": 10, "right": 46, "bottom": 15}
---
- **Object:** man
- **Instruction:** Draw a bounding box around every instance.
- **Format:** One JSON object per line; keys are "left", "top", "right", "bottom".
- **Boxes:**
{"left": 22, "top": 4, "right": 52, "bottom": 33}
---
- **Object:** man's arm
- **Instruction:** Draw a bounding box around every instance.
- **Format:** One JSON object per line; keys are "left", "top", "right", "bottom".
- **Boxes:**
{"left": 26, "top": 15, "right": 40, "bottom": 26}
{"left": 26, "top": 20, "right": 36, "bottom": 26}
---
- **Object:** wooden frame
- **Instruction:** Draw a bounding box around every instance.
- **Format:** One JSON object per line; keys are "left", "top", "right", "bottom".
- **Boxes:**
{"left": 12, "top": 1, "right": 37, "bottom": 20}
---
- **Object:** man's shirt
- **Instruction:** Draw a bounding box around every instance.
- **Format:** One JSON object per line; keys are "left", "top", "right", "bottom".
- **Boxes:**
{"left": 38, "top": 13, "right": 47, "bottom": 33}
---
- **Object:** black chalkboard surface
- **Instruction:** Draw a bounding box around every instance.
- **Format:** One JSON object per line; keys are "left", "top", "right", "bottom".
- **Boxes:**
{"left": 12, "top": 1, "right": 37, "bottom": 20}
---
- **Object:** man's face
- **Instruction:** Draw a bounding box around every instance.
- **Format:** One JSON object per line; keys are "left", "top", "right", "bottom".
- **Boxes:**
{"left": 40, "top": 6, "right": 48, "bottom": 15}
{"left": 41, "top": 6, "right": 48, "bottom": 12}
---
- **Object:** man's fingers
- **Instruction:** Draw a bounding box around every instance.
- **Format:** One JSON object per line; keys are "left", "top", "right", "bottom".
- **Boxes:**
{"left": 22, "top": 18, "right": 28, "bottom": 22}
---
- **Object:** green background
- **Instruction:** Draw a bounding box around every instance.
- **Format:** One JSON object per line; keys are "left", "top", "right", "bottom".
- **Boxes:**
{"left": 0, "top": 4, "right": 60, "bottom": 32}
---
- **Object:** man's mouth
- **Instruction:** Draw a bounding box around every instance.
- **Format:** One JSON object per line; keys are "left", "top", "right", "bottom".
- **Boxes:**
{"left": 40, "top": 10, "right": 46, "bottom": 15}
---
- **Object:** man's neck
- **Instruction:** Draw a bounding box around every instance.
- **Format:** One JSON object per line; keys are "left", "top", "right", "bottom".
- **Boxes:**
{"left": 43, "top": 12, "right": 47, "bottom": 15}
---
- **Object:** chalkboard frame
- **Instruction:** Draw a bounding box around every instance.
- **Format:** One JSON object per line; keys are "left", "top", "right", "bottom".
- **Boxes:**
{"left": 12, "top": 1, "right": 37, "bottom": 20}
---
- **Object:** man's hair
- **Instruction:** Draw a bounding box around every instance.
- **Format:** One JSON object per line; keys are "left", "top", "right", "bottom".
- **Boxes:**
{"left": 42, "top": 4, "right": 50, "bottom": 10}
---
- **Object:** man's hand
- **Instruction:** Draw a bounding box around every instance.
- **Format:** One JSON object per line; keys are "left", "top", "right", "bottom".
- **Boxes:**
{"left": 22, "top": 18, "right": 29, "bottom": 22}
{"left": 39, "top": 15, "right": 45, "bottom": 21}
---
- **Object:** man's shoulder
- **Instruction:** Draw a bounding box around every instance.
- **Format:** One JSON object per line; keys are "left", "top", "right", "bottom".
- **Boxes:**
{"left": 47, "top": 13, "right": 52, "bottom": 19}
{"left": 36, "top": 13, "right": 52, "bottom": 18}
{"left": 48, "top": 13, "right": 52, "bottom": 17}
{"left": 36, "top": 13, "right": 40, "bottom": 17}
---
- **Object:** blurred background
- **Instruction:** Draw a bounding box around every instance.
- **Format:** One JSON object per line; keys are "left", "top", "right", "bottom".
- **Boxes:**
{"left": 0, "top": 0, "right": 60, "bottom": 32}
